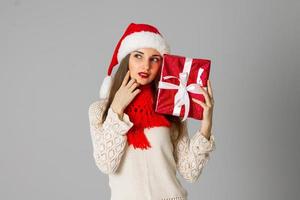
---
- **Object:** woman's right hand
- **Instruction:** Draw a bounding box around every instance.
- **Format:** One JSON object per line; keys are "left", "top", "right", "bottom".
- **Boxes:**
{"left": 111, "top": 70, "right": 141, "bottom": 115}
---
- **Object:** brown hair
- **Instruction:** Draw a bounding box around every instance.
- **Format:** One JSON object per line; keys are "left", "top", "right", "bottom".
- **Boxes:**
{"left": 100, "top": 53, "right": 186, "bottom": 147}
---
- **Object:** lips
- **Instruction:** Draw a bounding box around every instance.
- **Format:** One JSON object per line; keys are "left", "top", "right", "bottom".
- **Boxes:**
{"left": 138, "top": 72, "right": 149, "bottom": 78}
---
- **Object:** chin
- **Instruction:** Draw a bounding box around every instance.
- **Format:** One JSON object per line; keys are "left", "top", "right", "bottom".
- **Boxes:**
{"left": 135, "top": 77, "right": 151, "bottom": 85}
{"left": 143, "top": 78, "right": 156, "bottom": 84}
{"left": 137, "top": 81, "right": 149, "bottom": 85}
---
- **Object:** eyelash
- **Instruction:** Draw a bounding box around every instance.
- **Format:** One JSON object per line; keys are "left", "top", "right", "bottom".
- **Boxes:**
{"left": 134, "top": 54, "right": 160, "bottom": 62}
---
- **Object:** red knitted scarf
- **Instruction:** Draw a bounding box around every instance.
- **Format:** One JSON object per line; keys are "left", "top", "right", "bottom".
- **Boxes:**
{"left": 124, "top": 83, "right": 171, "bottom": 150}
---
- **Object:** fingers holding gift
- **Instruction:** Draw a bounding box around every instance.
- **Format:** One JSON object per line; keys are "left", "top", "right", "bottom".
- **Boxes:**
{"left": 207, "top": 79, "right": 214, "bottom": 105}
{"left": 198, "top": 84, "right": 213, "bottom": 107}
{"left": 191, "top": 98, "right": 208, "bottom": 109}
{"left": 193, "top": 79, "right": 214, "bottom": 108}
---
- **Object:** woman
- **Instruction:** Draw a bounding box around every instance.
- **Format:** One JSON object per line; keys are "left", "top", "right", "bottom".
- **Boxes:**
{"left": 88, "top": 22, "right": 216, "bottom": 200}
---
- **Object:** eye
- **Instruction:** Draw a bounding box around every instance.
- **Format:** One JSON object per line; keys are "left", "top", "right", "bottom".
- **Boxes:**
{"left": 151, "top": 57, "right": 161, "bottom": 62}
{"left": 134, "top": 54, "right": 142, "bottom": 59}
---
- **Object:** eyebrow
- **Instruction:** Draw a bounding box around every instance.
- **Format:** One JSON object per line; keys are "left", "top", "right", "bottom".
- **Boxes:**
{"left": 133, "top": 50, "right": 162, "bottom": 57}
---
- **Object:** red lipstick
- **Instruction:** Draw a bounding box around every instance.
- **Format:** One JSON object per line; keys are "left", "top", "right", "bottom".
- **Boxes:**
{"left": 138, "top": 72, "right": 149, "bottom": 78}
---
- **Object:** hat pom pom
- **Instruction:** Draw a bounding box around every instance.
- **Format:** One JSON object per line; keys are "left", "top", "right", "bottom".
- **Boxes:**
{"left": 99, "top": 75, "right": 112, "bottom": 99}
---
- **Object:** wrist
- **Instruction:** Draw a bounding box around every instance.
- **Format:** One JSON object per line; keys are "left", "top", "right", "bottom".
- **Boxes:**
{"left": 111, "top": 102, "right": 124, "bottom": 114}
{"left": 200, "top": 124, "right": 212, "bottom": 138}
{"left": 200, "top": 130, "right": 211, "bottom": 140}
{"left": 201, "top": 122, "right": 211, "bottom": 131}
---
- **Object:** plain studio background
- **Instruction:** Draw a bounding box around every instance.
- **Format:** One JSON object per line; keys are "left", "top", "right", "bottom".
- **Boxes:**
{"left": 1, "top": 0, "right": 299, "bottom": 199}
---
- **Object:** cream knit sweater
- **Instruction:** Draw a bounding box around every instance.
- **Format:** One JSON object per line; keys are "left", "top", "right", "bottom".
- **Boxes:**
{"left": 88, "top": 99, "right": 216, "bottom": 200}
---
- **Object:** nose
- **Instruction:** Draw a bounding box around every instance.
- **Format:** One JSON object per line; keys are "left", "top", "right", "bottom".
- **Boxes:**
{"left": 142, "top": 59, "right": 150, "bottom": 71}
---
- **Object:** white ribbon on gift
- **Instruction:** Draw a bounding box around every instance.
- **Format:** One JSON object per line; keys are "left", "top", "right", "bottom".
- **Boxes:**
{"left": 158, "top": 57, "right": 207, "bottom": 121}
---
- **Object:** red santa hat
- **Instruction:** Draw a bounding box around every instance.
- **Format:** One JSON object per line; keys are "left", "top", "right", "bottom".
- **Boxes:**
{"left": 99, "top": 22, "right": 171, "bottom": 99}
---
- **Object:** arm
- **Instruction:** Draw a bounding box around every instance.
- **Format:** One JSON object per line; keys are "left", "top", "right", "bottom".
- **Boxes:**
{"left": 172, "top": 121, "right": 216, "bottom": 183}
{"left": 88, "top": 100, "right": 134, "bottom": 174}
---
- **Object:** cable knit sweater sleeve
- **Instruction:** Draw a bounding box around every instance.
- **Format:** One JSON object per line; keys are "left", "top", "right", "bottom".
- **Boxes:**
{"left": 88, "top": 100, "right": 134, "bottom": 174}
{"left": 172, "top": 121, "right": 216, "bottom": 183}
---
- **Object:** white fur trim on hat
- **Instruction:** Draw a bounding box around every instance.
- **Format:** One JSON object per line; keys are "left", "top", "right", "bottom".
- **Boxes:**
{"left": 117, "top": 31, "right": 170, "bottom": 62}
{"left": 99, "top": 75, "right": 112, "bottom": 99}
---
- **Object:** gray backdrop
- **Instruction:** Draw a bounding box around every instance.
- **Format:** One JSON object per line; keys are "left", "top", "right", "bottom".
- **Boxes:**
{"left": 1, "top": 0, "right": 299, "bottom": 199}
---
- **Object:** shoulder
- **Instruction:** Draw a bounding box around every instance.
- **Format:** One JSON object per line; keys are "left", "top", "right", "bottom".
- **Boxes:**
{"left": 88, "top": 99, "right": 109, "bottom": 120}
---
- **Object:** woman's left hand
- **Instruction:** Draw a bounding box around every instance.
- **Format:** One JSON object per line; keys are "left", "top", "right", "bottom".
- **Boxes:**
{"left": 191, "top": 79, "right": 215, "bottom": 139}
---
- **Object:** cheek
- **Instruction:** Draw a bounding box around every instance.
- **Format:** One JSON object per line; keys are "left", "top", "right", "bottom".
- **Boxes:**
{"left": 153, "top": 63, "right": 162, "bottom": 73}
{"left": 150, "top": 65, "right": 161, "bottom": 78}
{"left": 129, "top": 60, "right": 139, "bottom": 72}
{"left": 128, "top": 61, "right": 141, "bottom": 80}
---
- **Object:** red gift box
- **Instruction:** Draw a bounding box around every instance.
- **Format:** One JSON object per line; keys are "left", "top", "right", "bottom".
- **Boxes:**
{"left": 154, "top": 53, "right": 211, "bottom": 121}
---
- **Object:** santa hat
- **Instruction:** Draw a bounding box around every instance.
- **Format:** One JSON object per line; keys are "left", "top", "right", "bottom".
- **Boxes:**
{"left": 99, "top": 22, "right": 171, "bottom": 99}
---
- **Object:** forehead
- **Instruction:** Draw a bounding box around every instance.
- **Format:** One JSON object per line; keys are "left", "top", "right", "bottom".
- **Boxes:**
{"left": 133, "top": 48, "right": 161, "bottom": 56}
